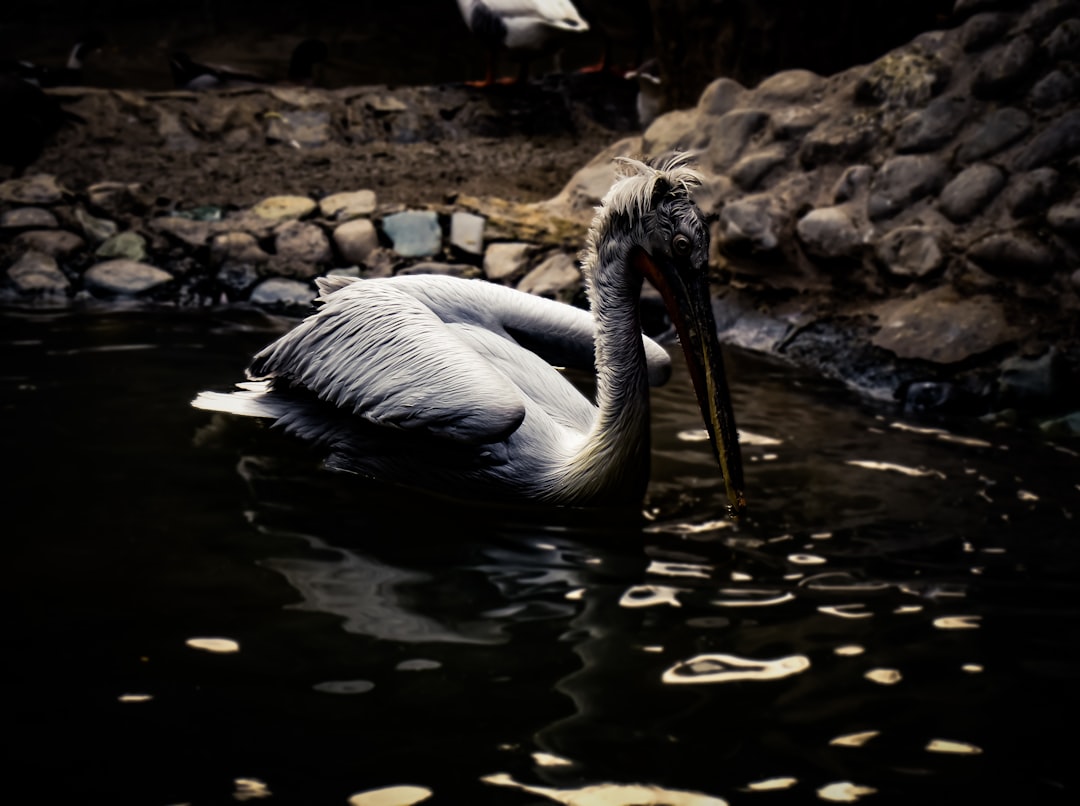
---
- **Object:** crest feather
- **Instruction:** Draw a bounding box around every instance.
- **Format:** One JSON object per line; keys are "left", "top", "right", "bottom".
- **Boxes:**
{"left": 603, "top": 152, "right": 703, "bottom": 219}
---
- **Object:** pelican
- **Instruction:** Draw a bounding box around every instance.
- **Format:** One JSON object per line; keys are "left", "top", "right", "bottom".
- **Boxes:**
{"left": 456, "top": 0, "right": 590, "bottom": 84}
{"left": 193, "top": 154, "right": 746, "bottom": 514}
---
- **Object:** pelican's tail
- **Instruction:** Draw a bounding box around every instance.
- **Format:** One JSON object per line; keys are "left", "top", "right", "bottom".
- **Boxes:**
{"left": 191, "top": 381, "right": 282, "bottom": 418}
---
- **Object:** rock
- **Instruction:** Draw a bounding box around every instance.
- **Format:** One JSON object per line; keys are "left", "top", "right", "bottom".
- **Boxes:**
{"left": 1004, "top": 168, "right": 1059, "bottom": 217}
{"left": 642, "top": 108, "right": 699, "bottom": 154}
{"left": 770, "top": 106, "right": 823, "bottom": 140}
{"left": 871, "top": 287, "right": 1021, "bottom": 364}
{"left": 0, "top": 174, "right": 66, "bottom": 205}
{"left": 96, "top": 231, "right": 148, "bottom": 262}
{"left": 449, "top": 211, "right": 485, "bottom": 255}
{"left": 967, "top": 232, "right": 1061, "bottom": 274}
{"left": 274, "top": 220, "right": 332, "bottom": 264}
{"left": 753, "top": 69, "right": 824, "bottom": 103}
{"left": 717, "top": 194, "right": 781, "bottom": 251}
{"left": 903, "top": 381, "right": 982, "bottom": 415}
{"left": 894, "top": 95, "right": 971, "bottom": 153}
{"left": 5, "top": 250, "right": 70, "bottom": 295}
{"left": 1047, "top": 199, "right": 1080, "bottom": 233}
{"left": 517, "top": 251, "right": 580, "bottom": 300}
{"left": 382, "top": 210, "right": 441, "bottom": 258}
{"left": 318, "top": 190, "right": 377, "bottom": 221}
{"left": 14, "top": 229, "right": 85, "bottom": 258}
{"left": 1029, "top": 69, "right": 1079, "bottom": 109}
{"left": 938, "top": 163, "right": 1006, "bottom": 222}
{"left": 700, "top": 108, "right": 770, "bottom": 172}
{"left": 542, "top": 137, "right": 641, "bottom": 223}
{"left": 150, "top": 216, "right": 211, "bottom": 248}
{"left": 795, "top": 206, "right": 863, "bottom": 259}
{"left": 832, "top": 165, "right": 873, "bottom": 203}
{"left": 333, "top": 218, "right": 381, "bottom": 264}
{"left": 854, "top": 51, "right": 950, "bottom": 107}
{"left": 397, "top": 261, "right": 481, "bottom": 278}
{"left": 696, "top": 77, "right": 745, "bottom": 116}
{"left": 1012, "top": 109, "right": 1080, "bottom": 170}
{"left": 483, "top": 242, "right": 534, "bottom": 283}
{"left": 74, "top": 206, "right": 118, "bottom": 243}
{"left": 249, "top": 277, "right": 316, "bottom": 308}
{"left": 210, "top": 232, "right": 270, "bottom": 265}
{"left": 729, "top": 145, "right": 789, "bottom": 190}
{"left": 875, "top": 226, "right": 948, "bottom": 278}
{"left": 798, "top": 123, "right": 875, "bottom": 169}
{"left": 86, "top": 181, "right": 149, "bottom": 217}
{"left": 998, "top": 348, "right": 1062, "bottom": 407}
{"left": 264, "top": 109, "right": 332, "bottom": 148}
{"left": 84, "top": 259, "right": 173, "bottom": 296}
{"left": 1039, "top": 411, "right": 1080, "bottom": 438}
{"left": 1, "top": 207, "right": 58, "bottom": 230}
{"left": 216, "top": 261, "right": 261, "bottom": 296}
{"left": 957, "top": 107, "right": 1031, "bottom": 163}
{"left": 960, "top": 12, "right": 1013, "bottom": 52}
{"left": 1044, "top": 16, "right": 1080, "bottom": 60}
{"left": 868, "top": 155, "right": 948, "bottom": 220}
{"left": 251, "top": 195, "right": 317, "bottom": 222}
{"left": 973, "top": 34, "right": 1036, "bottom": 98}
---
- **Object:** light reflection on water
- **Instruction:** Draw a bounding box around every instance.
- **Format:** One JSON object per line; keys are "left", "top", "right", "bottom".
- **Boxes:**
{"left": 3, "top": 307, "right": 1079, "bottom": 805}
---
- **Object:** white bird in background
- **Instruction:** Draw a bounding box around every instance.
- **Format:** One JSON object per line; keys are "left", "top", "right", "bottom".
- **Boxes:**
{"left": 193, "top": 154, "right": 746, "bottom": 514}
{"left": 455, "top": 0, "right": 591, "bottom": 84}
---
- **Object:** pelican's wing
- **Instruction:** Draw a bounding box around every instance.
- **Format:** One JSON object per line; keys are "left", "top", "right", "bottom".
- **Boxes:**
{"left": 359, "top": 274, "right": 673, "bottom": 386}
{"left": 473, "top": 1, "right": 588, "bottom": 26}
{"left": 248, "top": 281, "right": 527, "bottom": 445}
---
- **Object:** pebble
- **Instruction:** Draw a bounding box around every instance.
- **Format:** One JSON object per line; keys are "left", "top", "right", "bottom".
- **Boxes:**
{"left": 84, "top": 259, "right": 174, "bottom": 296}
{"left": 332, "top": 218, "right": 380, "bottom": 264}
{"left": 274, "top": 221, "right": 332, "bottom": 264}
{"left": 875, "top": 226, "right": 947, "bottom": 278}
{"left": 449, "top": 211, "right": 485, "bottom": 255}
{"left": 6, "top": 250, "right": 70, "bottom": 294}
{"left": 96, "top": 231, "right": 149, "bottom": 262}
{"left": 318, "top": 190, "right": 377, "bottom": 221}
{"left": 483, "top": 242, "right": 534, "bottom": 282}
{"left": 517, "top": 251, "right": 580, "bottom": 300}
{"left": 868, "top": 154, "right": 947, "bottom": 220}
{"left": 1, "top": 207, "right": 59, "bottom": 230}
{"left": 210, "top": 232, "right": 270, "bottom": 265}
{"left": 248, "top": 277, "right": 316, "bottom": 308}
{"left": 719, "top": 193, "right": 780, "bottom": 251}
{"left": 957, "top": 107, "right": 1030, "bottom": 163}
{"left": 14, "top": 229, "right": 85, "bottom": 257}
{"left": 938, "top": 163, "right": 1005, "bottom": 222}
{"left": 795, "top": 206, "right": 863, "bottom": 258}
{"left": 381, "top": 210, "right": 441, "bottom": 258}
{"left": 251, "top": 195, "right": 317, "bottom": 222}
{"left": 0, "top": 174, "right": 66, "bottom": 205}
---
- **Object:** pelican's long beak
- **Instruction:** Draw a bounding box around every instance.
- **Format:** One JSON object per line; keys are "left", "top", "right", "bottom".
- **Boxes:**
{"left": 635, "top": 249, "right": 747, "bottom": 518}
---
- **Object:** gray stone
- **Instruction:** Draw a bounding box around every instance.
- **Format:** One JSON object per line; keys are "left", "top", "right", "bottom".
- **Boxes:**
{"left": 700, "top": 109, "right": 770, "bottom": 172}
{"left": 875, "top": 226, "right": 948, "bottom": 278}
{"left": 957, "top": 107, "right": 1031, "bottom": 163}
{"left": 210, "top": 232, "right": 270, "bottom": 265}
{"left": 718, "top": 194, "right": 780, "bottom": 251}
{"left": 753, "top": 69, "right": 824, "bottom": 103}
{"left": 973, "top": 34, "right": 1036, "bottom": 98}
{"left": 397, "top": 261, "right": 481, "bottom": 278}
{"left": 833, "top": 165, "right": 873, "bottom": 204}
{"left": 1029, "top": 69, "right": 1079, "bottom": 109}
{"left": 967, "top": 232, "right": 1060, "bottom": 274}
{"left": 1044, "top": 17, "right": 1080, "bottom": 60}
{"left": 871, "top": 287, "right": 1021, "bottom": 364}
{"left": 770, "top": 106, "right": 823, "bottom": 140}
{"left": 854, "top": 51, "right": 950, "bottom": 107}
{"left": 642, "top": 108, "right": 699, "bottom": 154}
{"left": 274, "top": 221, "right": 332, "bottom": 263}
{"left": 1005, "top": 168, "right": 1059, "bottom": 217}
{"left": 318, "top": 190, "right": 377, "bottom": 221}
{"left": 939, "top": 163, "right": 1006, "bottom": 222}
{"left": 216, "top": 261, "right": 261, "bottom": 295}
{"left": 960, "top": 12, "right": 1013, "bottom": 52}
{"left": 729, "top": 145, "right": 789, "bottom": 190}
{"left": 382, "top": 210, "right": 441, "bottom": 258}
{"left": 1013, "top": 110, "right": 1080, "bottom": 169}
{"left": 6, "top": 250, "right": 70, "bottom": 295}
{"left": 96, "top": 231, "right": 148, "bottom": 261}
{"left": 795, "top": 206, "right": 863, "bottom": 258}
{"left": 1047, "top": 199, "right": 1080, "bottom": 233}
{"left": 14, "top": 229, "right": 85, "bottom": 258}
{"left": 868, "top": 155, "right": 948, "bottom": 220}
{"left": 251, "top": 195, "right": 317, "bottom": 222}
{"left": 0, "top": 174, "right": 66, "bottom": 205}
{"left": 449, "top": 211, "right": 485, "bottom": 255}
{"left": 84, "top": 259, "right": 173, "bottom": 295}
{"left": 249, "top": 277, "right": 316, "bottom": 308}
{"left": 1, "top": 207, "right": 58, "bottom": 229}
{"left": 74, "top": 206, "right": 118, "bottom": 243}
{"left": 151, "top": 216, "right": 211, "bottom": 248}
{"left": 517, "top": 251, "right": 580, "bottom": 300}
{"left": 483, "top": 242, "right": 534, "bottom": 282}
{"left": 799, "top": 123, "right": 875, "bottom": 169}
{"left": 696, "top": 77, "right": 746, "bottom": 117}
{"left": 894, "top": 95, "right": 971, "bottom": 153}
{"left": 333, "top": 218, "right": 380, "bottom": 263}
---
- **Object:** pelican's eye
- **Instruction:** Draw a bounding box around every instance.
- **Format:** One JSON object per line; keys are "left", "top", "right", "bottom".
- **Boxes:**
{"left": 672, "top": 233, "right": 692, "bottom": 257}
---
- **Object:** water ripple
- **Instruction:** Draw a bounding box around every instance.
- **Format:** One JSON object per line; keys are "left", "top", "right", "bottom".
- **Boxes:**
{"left": 662, "top": 652, "right": 810, "bottom": 684}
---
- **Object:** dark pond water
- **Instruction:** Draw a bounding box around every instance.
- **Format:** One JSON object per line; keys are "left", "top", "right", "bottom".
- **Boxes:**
{"left": 4, "top": 305, "right": 1079, "bottom": 806}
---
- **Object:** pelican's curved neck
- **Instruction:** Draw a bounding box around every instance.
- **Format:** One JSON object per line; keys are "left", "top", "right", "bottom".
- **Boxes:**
{"left": 562, "top": 227, "right": 652, "bottom": 504}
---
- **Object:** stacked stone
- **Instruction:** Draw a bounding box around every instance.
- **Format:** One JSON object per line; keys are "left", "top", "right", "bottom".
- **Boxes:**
{"left": 0, "top": 173, "right": 585, "bottom": 309}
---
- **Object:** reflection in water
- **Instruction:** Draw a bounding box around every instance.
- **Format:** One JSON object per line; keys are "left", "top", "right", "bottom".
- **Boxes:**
{"left": 481, "top": 774, "right": 729, "bottom": 806}
{"left": 4, "top": 309, "right": 1080, "bottom": 804}
{"left": 347, "top": 785, "right": 432, "bottom": 806}
{"left": 185, "top": 637, "right": 240, "bottom": 653}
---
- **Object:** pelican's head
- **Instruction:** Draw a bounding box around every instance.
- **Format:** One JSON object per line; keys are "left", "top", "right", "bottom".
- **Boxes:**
{"left": 590, "top": 153, "right": 747, "bottom": 518}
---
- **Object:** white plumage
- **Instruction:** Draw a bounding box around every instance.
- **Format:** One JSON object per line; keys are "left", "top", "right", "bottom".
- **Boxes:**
{"left": 194, "top": 155, "right": 746, "bottom": 513}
